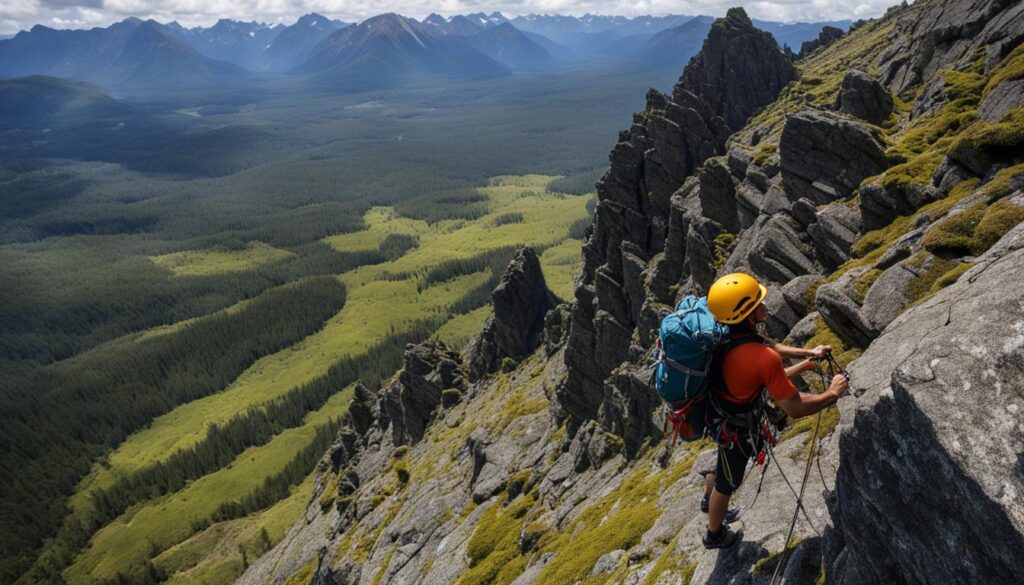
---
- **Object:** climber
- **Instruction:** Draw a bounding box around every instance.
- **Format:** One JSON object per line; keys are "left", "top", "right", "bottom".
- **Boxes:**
{"left": 701, "top": 272, "right": 848, "bottom": 549}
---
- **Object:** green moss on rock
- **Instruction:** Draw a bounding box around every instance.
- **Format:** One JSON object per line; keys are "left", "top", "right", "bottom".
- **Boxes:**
{"left": 923, "top": 199, "right": 1024, "bottom": 256}
{"left": 753, "top": 143, "right": 778, "bottom": 165}
{"left": 852, "top": 268, "right": 882, "bottom": 304}
{"left": 982, "top": 163, "right": 1024, "bottom": 201}
{"left": 318, "top": 476, "right": 338, "bottom": 512}
{"left": 713, "top": 233, "right": 737, "bottom": 271}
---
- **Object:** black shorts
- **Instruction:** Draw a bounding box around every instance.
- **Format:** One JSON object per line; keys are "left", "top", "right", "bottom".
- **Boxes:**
{"left": 714, "top": 431, "right": 762, "bottom": 496}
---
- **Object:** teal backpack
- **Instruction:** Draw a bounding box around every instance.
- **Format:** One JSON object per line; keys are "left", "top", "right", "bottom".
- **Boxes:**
{"left": 653, "top": 295, "right": 729, "bottom": 442}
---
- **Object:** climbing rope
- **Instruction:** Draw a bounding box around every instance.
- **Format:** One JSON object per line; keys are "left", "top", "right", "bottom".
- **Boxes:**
{"left": 769, "top": 408, "right": 822, "bottom": 585}
{"left": 768, "top": 352, "right": 850, "bottom": 585}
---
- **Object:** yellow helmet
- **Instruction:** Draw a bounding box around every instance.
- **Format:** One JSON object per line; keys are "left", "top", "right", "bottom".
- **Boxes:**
{"left": 707, "top": 272, "right": 768, "bottom": 325}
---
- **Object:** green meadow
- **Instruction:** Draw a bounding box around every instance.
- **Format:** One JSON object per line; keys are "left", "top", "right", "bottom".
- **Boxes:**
{"left": 58, "top": 174, "right": 588, "bottom": 584}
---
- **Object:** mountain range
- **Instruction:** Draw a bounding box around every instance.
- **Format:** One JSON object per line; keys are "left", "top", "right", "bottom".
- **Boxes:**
{"left": 0, "top": 11, "right": 850, "bottom": 89}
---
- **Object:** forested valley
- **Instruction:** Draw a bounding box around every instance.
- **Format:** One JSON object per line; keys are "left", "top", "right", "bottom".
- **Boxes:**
{"left": 0, "top": 59, "right": 680, "bottom": 585}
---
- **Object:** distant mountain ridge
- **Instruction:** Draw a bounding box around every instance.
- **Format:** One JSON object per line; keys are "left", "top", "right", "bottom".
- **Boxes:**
{"left": 294, "top": 13, "right": 510, "bottom": 89}
{"left": 0, "top": 18, "right": 246, "bottom": 86}
{"left": 0, "top": 11, "right": 850, "bottom": 88}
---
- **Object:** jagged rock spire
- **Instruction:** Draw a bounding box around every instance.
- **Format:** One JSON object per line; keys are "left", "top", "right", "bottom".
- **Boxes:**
{"left": 465, "top": 247, "right": 557, "bottom": 381}
{"left": 679, "top": 6, "right": 796, "bottom": 131}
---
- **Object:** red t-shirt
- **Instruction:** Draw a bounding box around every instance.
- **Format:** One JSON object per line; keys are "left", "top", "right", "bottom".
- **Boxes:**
{"left": 718, "top": 341, "right": 798, "bottom": 404}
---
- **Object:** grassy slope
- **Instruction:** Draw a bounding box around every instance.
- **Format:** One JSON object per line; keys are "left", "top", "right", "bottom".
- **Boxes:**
{"left": 61, "top": 175, "right": 587, "bottom": 584}
{"left": 150, "top": 241, "right": 296, "bottom": 277}
{"left": 64, "top": 388, "right": 354, "bottom": 584}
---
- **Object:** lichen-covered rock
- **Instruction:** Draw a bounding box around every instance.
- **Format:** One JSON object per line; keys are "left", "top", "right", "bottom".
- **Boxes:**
{"left": 836, "top": 69, "right": 894, "bottom": 124}
{"left": 831, "top": 223, "right": 1024, "bottom": 584}
{"left": 465, "top": 247, "right": 557, "bottom": 381}
{"left": 779, "top": 109, "right": 889, "bottom": 205}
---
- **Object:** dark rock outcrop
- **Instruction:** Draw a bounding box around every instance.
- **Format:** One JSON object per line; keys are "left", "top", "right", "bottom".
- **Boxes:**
{"left": 836, "top": 69, "right": 894, "bottom": 124}
{"left": 559, "top": 7, "right": 795, "bottom": 437}
{"left": 831, "top": 224, "right": 1024, "bottom": 584}
{"left": 465, "top": 247, "right": 557, "bottom": 381}
{"left": 799, "top": 25, "right": 845, "bottom": 57}
{"left": 380, "top": 341, "right": 465, "bottom": 445}
{"left": 779, "top": 109, "right": 889, "bottom": 205}
{"left": 679, "top": 7, "right": 797, "bottom": 131}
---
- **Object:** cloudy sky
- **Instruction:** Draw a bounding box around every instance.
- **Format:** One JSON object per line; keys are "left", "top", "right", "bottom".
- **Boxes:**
{"left": 0, "top": 0, "right": 901, "bottom": 36}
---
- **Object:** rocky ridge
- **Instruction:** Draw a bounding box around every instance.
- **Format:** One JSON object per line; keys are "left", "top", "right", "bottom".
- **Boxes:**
{"left": 239, "top": 0, "right": 1024, "bottom": 583}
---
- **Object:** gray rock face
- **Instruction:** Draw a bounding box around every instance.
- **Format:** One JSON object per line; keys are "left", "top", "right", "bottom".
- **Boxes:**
{"left": 697, "top": 157, "right": 740, "bottom": 233}
{"left": 542, "top": 303, "right": 571, "bottom": 356}
{"left": 836, "top": 69, "right": 894, "bottom": 124}
{"left": 979, "top": 78, "right": 1024, "bottom": 122}
{"left": 877, "top": 0, "right": 1024, "bottom": 94}
{"left": 465, "top": 247, "right": 557, "bottom": 381}
{"left": 679, "top": 7, "right": 797, "bottom": 131}
{"left": 831, "top": 224, "right": 1024, "bottom": 584}
{"left": 744, "top": 214, "right": 817, "bottom": 286}
{"left": 779, "top": 110, "right": 889, "bottom": 205}
{"left": 807, "top": 203, "right": 862, "bottom": 270}
{"left": 815, "top": 268, "right": 879, "bottom": 349}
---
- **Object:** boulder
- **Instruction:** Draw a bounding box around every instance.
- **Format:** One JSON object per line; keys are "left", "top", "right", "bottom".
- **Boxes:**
{"left": 745, "top": 214, "right": 817, "bottom": 285}
{"left": 859, "top": 260, "right": 917, "bottom": 333}
{"left": 727, "top": 147, "right": 752, "bottom": 179}
{"left": 831, "top": 223, "right": 1024, "bottom": 584}
{"left": 763, "top": 287, "right": 802, "bottom": 340}
{"left": 815, "top": 268, "right": 879, "bottom": 349}
{"left": 780, "top": 273, "right": 823, "bottom": 317}
{"left": 465, "top": 248, "right": 557, "bottom": 381}
{"left": 784, "top": 311, "right": 820, "bottom": 347}
{"left": 836, "top": 69, "right": 894, "bottom": 124}
{"left": 808, "top": 203, "right": 862, "bottom": 269}
{"left": 859, "top": 180, "right": 939, "bottom": 232}
{"left": 780, "top": 110, "right": 889, "bottom": 205}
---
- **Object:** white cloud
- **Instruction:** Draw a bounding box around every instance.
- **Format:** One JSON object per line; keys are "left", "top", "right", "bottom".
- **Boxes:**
{"left": 0, "top": 0, "right": 899, "bottom": 35}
